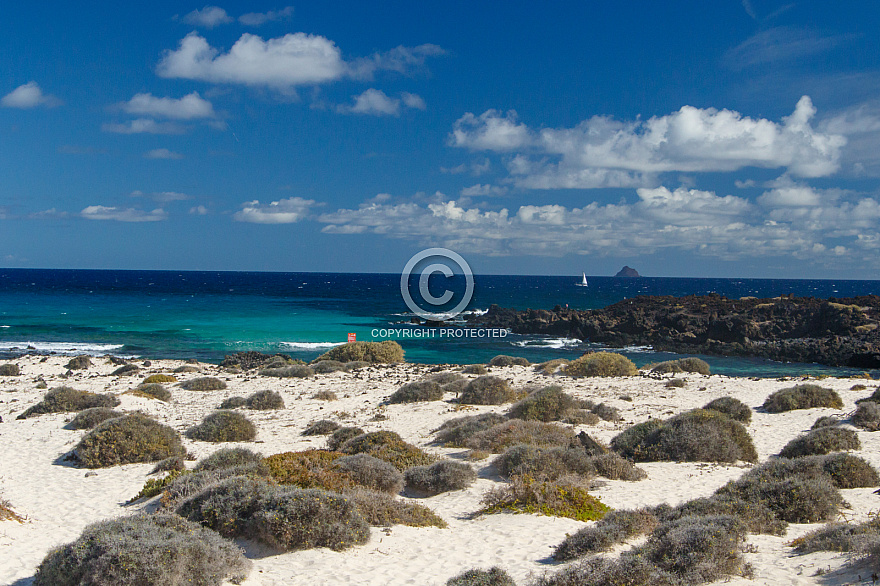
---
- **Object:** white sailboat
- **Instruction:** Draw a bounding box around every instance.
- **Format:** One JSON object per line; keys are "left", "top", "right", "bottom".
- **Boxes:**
{"left": 576, "top": 272, "right": 588, "bottom": 287}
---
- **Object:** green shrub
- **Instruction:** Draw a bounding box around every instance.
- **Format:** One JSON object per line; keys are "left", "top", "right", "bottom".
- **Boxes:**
{"left": 591, "top": 452, "right": 648, "bottom": 481}
{"left": 313, "top": 340, "right": 405, "bottom": 364}
{"left": 460, "top": 376, "right": 517, "bottom": 405}
{"left": 553, "top": 508, "right": 659, "bottom": 561}
{"left": 344, "top": 360, "right": 371, "bottom": 371}
{"left": 611, "top": 409, "right": 758, "bottom": 463}
{"left": 111, "top": 363, "right": 140, "bottom": 376}
{"left": 493, "top": 445, "right": 596, "bottom": 480}
{"left": 852, "top": 400, "right": 880, "bottom": 431}
{"left": 75, "top": 413, "right": 186, "bottom": 468}
{"left": 143, "top": 374, "right": 177, "bottom": 384}
{"left": 327, "top": 426, "right": 365, "bottom": 451}
{"left": 428, "top": 371, "right": 466, "bottom": 385}
{"left": 245, "top": 389, "right": 284, "bottom": 410}
{"left": 489, "top": 355, "right": 530, "bottom": 367}
{"left": 480, "top": 475, "right": 608, "bottom": 521}
{"left": 219, "top": 396, "right": 247, "bottom": 409}
{"left": 563, "top": 409, "right": 601, "bottom": 425}
{"left": 177, "top": 477, "right": 370, "bottom": 552}
{"left": 702, "top": 396, "right": 752, "bottom": 424}
{"left": 66, "top": 407, "right": 123, "bottom": 430}
{"left": 161, "top": 463, "right": 268, "bottom": 509}
{"left": 405, "top": 460, "right": 476, "bottom": 493}
{"left": 657, "top": 494, "right": 786, "bottom": 536}
{"left": 462, "top": 364, "right": 488, "bottom": 375}
{"left": 791, "top": 517, "right": 880, "bottom": 553}
{"left": 187, "top": 411, "right": 257, "bottom": 443}
{"left": 650, "top": 357, "right": 711, "bottom": 375}
{"left": 173, "top": 365, "right": 200, "bottom": 373}
{"left": 194, "top": 447, "right": 264, "bottom": 472}
{"left": 811, "top": 415, "right": 840, "bottom": 429}
{"left": 32, "top": 513, "right": 251, "bottom": 586}
{"left": 343, "top": 487, "right": 447, "bottom": 528}
{"left": 334, "top": 453, "right": 405, "bottom": 494}
{"left": 856, "top": 387, "right": 880, "bottom": 404}
{"left": 259, "top": 365, "right": 315, "bottom": 378}
{"left": 565, "top": 352, "right": 638, "bottom": 377}
{"left": 466, "top": 420, "right": 578, "bottom": 453}
{"left": 312, "top": 359, "right": 346, "bottom": 373}
{"left": 340, "top": 431, "right": 437, "bottom": 470}
{"left": 434, "top": 413, "right": 507, "bottom": 447}
{"left": 180, "top": 377, "right": 227, "bottom": 391}
{"left": 151, "top": 456, "right": 185, "bottom": 473}
{"left": 265, "top": 450, "right": 351, "bottom": 491}
{"left": 64, "top": 356, "right": 91, "bottom": 370}
{"left": 534, "top": 359, "right": 569, "bottom": 375}
{"left": 778, "top": 427, "right": 860, "bottom": 458}
{"left": 130, "top": 383, "right": 171, "bottom": 401}
{"left": 127, "top": 470, "right": 187, "bottom": 503}
{"left": 507, "top": 385, "right": 580, "bottom": 422}
{"left": 446, "top": 567, "right": 516, "bottom": 586}
{"left": 18, "top": 386, "right": 120, "bottom": 419}
{"left": 303, "top": 419, "right": 341, "bottom": 436}
{"left": 591, "top": 403, "right": 621, "bottom": 422}
{"left": 809, "top": 452, "right": 880, "bottom": 488}
{"left": 762, "top": 384, "right": 843, "bottom": 412}
{"left": 312, "top": 389, "right": 338, "bottom": 400}
{"left": 389, "top": 380, "right": 444, "bottom": 403}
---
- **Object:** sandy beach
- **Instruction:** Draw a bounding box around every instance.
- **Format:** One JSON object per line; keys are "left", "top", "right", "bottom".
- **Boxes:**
{"left": 1, "top": 354, "right": 878, "bottom": 586}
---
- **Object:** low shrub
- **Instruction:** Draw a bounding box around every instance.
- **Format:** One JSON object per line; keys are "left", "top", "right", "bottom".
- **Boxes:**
{"left": 75, "top": 413, "right": 186, "bottom": 468}
{"left": 313, "top": 340, "right": 405, "bottom": 364}
{"left": 466, "top": 420, "right": 578, "bottom": 453}
{"left": 312, "top": 360, "right": 346, "bottom": 374}
{"left": 592, "top": 452, "right": 648, "bottom": 481}
{"left": 460, "top": 376, "right": 518, "bottom": 405}
{"left": 446, "top": 567, "right": 516, "bottom": 586}
{"left": 265, "top": 450, "right": 351, "bottom": 491}
{"left": 246, "top": 389, "right": 284, "bottom": 410}
{"left": 665, "top": 378, "right": 686, "bottom": 388}
{"left": 852, "top": 400, "right": 880, "bottom": 431}
{"left": 434, "top": 413, "right": 507, "bottom": 447}
{"left": 791, "top": 517, "right": 880, "bottom": 554}
{"left": 507, "top": 386, "right": 580, "bottom": 422}
{"left": 389, "top": 380, "right": 445, "bottom": 403}
{"left": 811, "top": 415, "right": 840, "bottom": 429}
{"left": 259, "top": 365, "right": 315, "bottom": 378}
{"left": 32, "top": 513, "right": 251, "bottom": 586}
{"left": 809, "top": 452, "right": 880, "bottom": 488}
{"left": 64, "top": 356, "right": 91, "bottom": 370}
{"left": 563, "top": 409, "right": 600, "bottom": 425}
{"left": 312, "top": 390, "right": 338, "bottom": 401}
{"left": 327, "top": 426, "right": 365, "bottom": 451}
{"left": 480, "top": 475, "right": 609, "bottom": 521}
{"left": 219, "top": 396, "right": 247, "bottom": 409}
{"left": 462, "top": 364, "right": 488, "bottom": 375}
{"left": 127, "top": 470, "right": 188, "bottom": 503}
{"left": 344, "top": 360, "right": 371, "bottom": 371}
{"left": 111, "top": 364, "right": 139, "bottom": 376}
{"left": 703, "top": 396, "right": 752, "bottom": 424}
{"left": 428, "top": 372, "right": 465, "bottom": 385}
{"left": 142, "top": 374, "right": 177, "bottom": 384}
{"left": 160, "top": 462, "right": 268, "bottom": 509}
{"left": 151, "top": 456, "right": 185, "bottom": 473}
{"left": 553, "top": 508, "right": 659, "bottom": 561}
{"left": 650, "top": 357, "right": 711, "bottom": 375}
{"left": 778, "top": 427, "right": 860, "bottom": 458}
{"left": 343, "top": 487, "right": 447, "bottom": 527}
{"left": 657, "top": 494, "right": 786, "bottom": 536}
{"left": 493, "top": 445, "right": 596, "bottom": 480}
{"left": 187, "top": 411, "right": 257, "bottom": 443}
{"left": 534, "top": 358, "right": 569, "bottom": 375}
{"left": 194, "top": 447, "right": 264, "bottom": 472}
{"left": 565, "top": 352, "right": 638, "bottom": 378}
{"left": 340, "top": 431, "right": 437, "bottom": 470}
{"left": 489, "top": 355, "right": 530, "bottom": 367}
{"left": 405, "top": 460, "right": 476, "bottom": 493}
{"left": 18, "top": 386, "right": 120, "bottom": 419}
{"left": 762, "top": 384, "right": 843, "bottom": 413}
{"left": 180, "top": 377, "right": 227, "bottom": 391}
{"left": 0, "top": 498, "right": 22, "bottom": 522}
{"left": 130, "top": 383, "right": 171, "bottom": 402}
{"left": 303, "top": 419, "right": 341, "bottom": 436}
{"left": 334, "top": 454, "right": 404, "bottom": 494}
{"left": 856, "top": 388, "right": 880, "bottom": 404}
{"left": 66, "top": 407, "right": 123, "bottom": 430}
{"left": 611, "top": 409, "right": 758, "bottom": 463}
{"left": 591, "top": 403, "right": 621, "bottom": 422}
{"left": 177, "top": 477, "right": 370, "bottom": 552}
{"left": 173, "top": 365, "right": 200, "bottom": 373}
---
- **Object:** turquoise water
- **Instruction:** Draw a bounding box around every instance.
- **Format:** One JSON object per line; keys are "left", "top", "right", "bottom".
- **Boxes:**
{"left": 0, "top": 269, "right": 878, "bottom": 378}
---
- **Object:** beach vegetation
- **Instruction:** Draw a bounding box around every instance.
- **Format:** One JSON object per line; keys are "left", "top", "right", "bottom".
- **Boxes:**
{"left": 702, "top": 396, "right": 752, "bottom": 424}
{"left": 479, "top": 474, "right": 608, "bottom": 521}
{"left": 180, "top": 377, "right": 227, "bottom": 391}
{"left": 0, "top": 498, "right": 23, "bottom": 522}
{"left": 343, "top": 487, "right": 447, "bottom": 528}
{"left": 811, "top": 415, "right": 840, "bottom": 429}
{"left": 592, "top": 452, "right": 648, "bottom": 481}
{"left": 405, "top": 460, "right": 476, "bottom": 494}
{"left": 75, "top": 413, "right": 186, "bottom": 468}
{"left": 160, "top": 462, "right": 269, "bottom": 509}
{"left": 129, "top": 383, "right": 171, "bottom": 401}
{"left": 565, "top": 352, "right": 638, "bottom": 378}
{"left": 389, "top": 379, "right": 445, "bottom": 403}
{"left": 778, "top": 427, "right": 860, "bottom": 458}
{"left": 194, "top": 448, "right": 263, "bottom": 473}
{"left": 650, "top": 357, "right": 711, "bottom": 375}
{"left": 488, "top": 355, "right": 531, "bottom": 367}
{"left": 66, "top": 407, "right": 123, "bottom": 430}
{"left": 462, "top": 364, "right": 488, "bottom": 375}
{"left": 265, "top": 450, "right": 351, "bottom": 491}
{"left": 142, "top": 374, "right": 177, "bottom": 384}
{"left": 507, "top": 385, "right": 581, "bottom": 422}
{"left": 535, "top": 358, "right": 569, "bottom": 375}
{"left": 562, "top": 409, "right": 600, "bottom": 425}
{"left": 493, "top": 445, "right": 596, "bottom": 480}
{"left": 127, "top": 470, "right": 187, "bottom": 503}
{"left": 219, "top": 396, "right": 247, "bottom": 409}
{"left": 340, "top": 430, "right": 437, "bottom": 470}
{"left": 18, "top": 386, "right": 120, "bottom": 419}
{"left": 344, "top": 360, "right": 371, "bottom": 371}
{"left": 151, "top": 455, "right": 185, "bottom": 473}
{"left": 111, "top": 363, "right": 139, "bottom": 376}
{"left": 259, "top": 364, "right": 314, "bottom": 378}
{"left": 245, "top": 389, "right": 284, "bottom": 410}
{"left": 665, "top": 378, "right": 686, "bottom": 388}
{"left": 64, "top": 356, "right": 91, "bottom": 370}
{"left": 334, "top": 454, "right": 405, "bottom": 494}
{"left": 856, "top": 387, "right": 880, "bottom": 404}
{"left": 459, "top": 375, "right": 518, "bottom": 405}
{"left": 852, "top": 400, "right": 880, "bottom": 431}
{"left": 434, "top": 413, "right": 507, "bottom": 447}
{"left": 173, "top": 365, "right": 200, "bottom": 373}
{"left": 810, "top": 452, "right": 880, "bottom": 488}
{"left": 313, "top": 340, "right": 405, "bottom": 364}
{"left": 791, "top": 516, "right": 880, "bottom": 554}
{"left": 465, "top": 419, "right": 578, "bottom": 453}
{"left": 187, "top": 411, "right": 257, "bottom": 443}
{"left": 446, "top": 567, "right": 516, "bottom": 586}
{"left": 327, "top": 426, "right": 365, "bottom": 450}
{"left": 312, "top": 359, "right": 346, "bottom": 373}
{"left": 303, "top": 419, "right": 341, "bottom": 436}
{"left": 591, "top": 403, "right": 621, "bottom": 421}
{"left": 553, "top": 508, "right": 659, "bottom": 561}
{"left": 311, "top": 389, "right": 338, "bottom": 400}
{"left": 762, "top": 384, "right": 843, "bottom": 412}
{"left": 428, "top": 371, "right": 466, "bottom": 385}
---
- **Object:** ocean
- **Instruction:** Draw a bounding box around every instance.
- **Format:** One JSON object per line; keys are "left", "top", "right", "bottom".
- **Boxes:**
{"left": 0, "top": 268, "right": 878, "bottom": 378}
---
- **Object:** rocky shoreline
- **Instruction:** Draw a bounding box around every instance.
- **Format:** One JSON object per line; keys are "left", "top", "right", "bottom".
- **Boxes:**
{"left": 469, "top": 294, "right": 880, "bottom": 368}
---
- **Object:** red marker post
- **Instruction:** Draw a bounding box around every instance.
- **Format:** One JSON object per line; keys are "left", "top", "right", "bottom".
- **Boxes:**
{"left": 347, "top": 333, "right": 356, "bottom": 343}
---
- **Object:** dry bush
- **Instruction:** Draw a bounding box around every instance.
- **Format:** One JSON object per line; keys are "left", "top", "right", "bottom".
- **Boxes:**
{"left": 313, "top": 340, "right": 404, "bottom": 364}
{"left": 856, "top": 388, "right": 880, "bottom": 404}
{"left": 534, "top": 359, "right": 569, "bottom": 375}
{"left": 650, "top": 357, "right": 711, "bottom": 375}
{"left": 507, "top": 385, "right": 580, "bottom": 422}
{"left": 180, "top": 377, "right": 227, "bottom": 391}
{"left": 563, "top": 409, "right": 601, "bottom": 425}
{"left": 492, "top": 445, "right": 596, "bottom": 480}
{"left": 187, "top": 411, "right": 257, "bottom": 443}
{"left": 852, "top": 400, "right": 880, "bottom": 431}
{"left": 611, "top": 409, "right": 758, "bottom": 463}
{"left": 194, "top": 447, "right": 264, "bottom": 472}
{"left": 702, "top": 396, "right": 752, "bottom": 424}
{"left": 0, "top": 363, "right": 20, "bottom": 376}
{"left": 219, "top": 396, "right": 247, "bottom": 409}
{"left": 312, "top": 389, "right": 338, "bottom": 401}
{"left": 143, "top": 374, "right": 177, "bottom": 384}
{"left": 480, "top": 474, "right": 608, "bottom": 521}
{"left": 130, "top": 383, "right": 171, "bottom": 401}
{"left": 591, "top": 452, "right": 648, "bottom": 481}
{"left": 591, "top": 403, "right": 621, "bottom": 422}
{"left": 466, "top": 420, "right": 577, "bottom": 453}
{"left": 327, "top": 426, "right": 365, "bottom": 450}
{"left": 333, "top": 454, "right": 405, "bottom": 494}
{"left": 565, "top": 352, "right": 638, "bottom": 378}
{"left": 344, "top": 360, "right": 371, "bottom": 371}
{"left": 173, "top": 365, "right": 200, "bottom": 373}
{"left": 462, "top": 364, "right": 488, "bottom": 375}
{"left": 75, "top": 413, "right": 186, "bottom": 468}
{"left": 665, "top": 378, "right": 686, "bottom": 388}
{"left": 259, "top": 365, "right": 314, "bottom": 378}
{"left": 246, "top": 389, "right": 284, "bottom": 410}
{"left": 111, "top": 363, "right": 140, "bottom": 376}
{"left": 791, "top": 517, "right": 880, "bottom": 554}
{"left": 32, "top": 513, "right": 251, "bottom": 586}
{"left": 811, "top": 415, "right": 840, "bottom": 429}
{"left": 553, "top": 508, "right": 659, "bottom": 561}
{"left": 657, "top": 494, "right": 786, "bottom": 536}
{"left": 405, "top": 460, "right": 476, "bottom": 493}
{"left": 340, "top": 431, "right": 437, "bottom": 470}
{"left": 488, "top": 355, "right": 531, "bottom": 367}
{"left": 389, "top": 380, "right": 444, "bottom": 403}
{"left": 303, "top": 419, "right": 341, "bottom": 436}
{"left": 428, "top": 372, "right": 466, "bottom": 385}
{"left": 66, "top": 407, "right": 123, "bottom": 430}
{"left": 762, "top": 384, "right": 843, "bottom": 413}
{"left": 778, "top": 427, "right": 860, "bottom": 458}
{"left": 808, "top": 452, "right": 880, "bottom": 488}
{"left": 434, "top": 413, "right": 507, "bottom": 447}
{"left": 64, "top": 356, "right": 91, "bottom": 370}
{"left": 312, "top": 360, "right": 346, "bottom": 374}
{"left": 265, "top": 450, "right": 351, "bottom": 491}
{"left": 446, "top": 567, "right": 516, "bottom": 586}
{"left": 160, "top": 462, "right": 268, "bottom": 509}
{"left": 151, "top": 456, "right": 186, "bottom": 473}
{"left": 343, "top": 487, "right": 447, "bottom": 528}
{"left": 460, "top": 376, "right": 518, "bottom": 405}
{"left": 18, "top": 386, "right": 120, "bottom": 419}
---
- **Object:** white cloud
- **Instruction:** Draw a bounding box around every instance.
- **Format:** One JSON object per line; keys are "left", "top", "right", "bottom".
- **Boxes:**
{"left": 190, "top": 205, "right": 209, "bottom": 215}
{"left": 723, "top": 27, "right": 855, "bottom": 70}
{"left": 102, "top": 119, "right": 186, "bottom": 134}
{"left": 734, "top": 179, "right": 756, "bottom": 188}
{"left": 121, "top": 92, "right": 216, "bottom": 120}
{"left": 441, "top": 159, "right": 491, "bottom": 176}
{"left": 181, "top": 6, "right": 233, "bottom": 28}
{"left": 757, "top": 176, "right": 823, "bottom": 207}
{"left": 81, "top": 206, "right": 167, "bottom": 222}
{"left": 157, "top": 33, "right": 443, "bottom": 91}
{"left": 1, "top": 82, "right": 61, "bottom": 109}
{"left": 144, "top": 148, "right": 184, "bottom": 160}
{"left": 233, "top": 197, "right": 317, "bottom": 224}
{"left": 401, "top": 92, "right": 426, "bottom": 110}
{"left": 28, "top": 208, "right": 68, "bottom": 219}
{"left": 239, "top": 6, "right": 294, "bottom": 26}
{"left": 460, "top": 184, "right": 508, "bottom": 197}
{"left": 338, "top": 89, "right": 400, "bottom": 116}
{"left": 131, "top": 190, "right": 191, "bottom": 202}
{"left": 450, "top": 97, "right": 845, "bottom": 188}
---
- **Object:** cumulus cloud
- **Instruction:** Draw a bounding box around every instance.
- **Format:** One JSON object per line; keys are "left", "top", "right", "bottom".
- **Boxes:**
{"left": 450, "top": 97, "right": 845, "bottom": 188}
{"left": 441, "top": 159, "right": 491, "bottom": 176}
{"left": 233, "top": 197, "right": 317, "bottom": 224}
{"left": 102, "top": 119, "right": 186, "bottom": 134}
{"left": 336, "top": 89, "right": 427, "bottom": 116}
{"left": 348, "top": 44, "right": 445, "bottom": 80}
{"left": 190, "top": 205, "right": 209, "bottom": 215}
{"left": 1, "top": 82, "right": 61, "bottom": 108}
{"left": 401, "top": 92, "right": 426, "bottom": 110}
{"left": 181, "top": 6, "right": 233, "bottom": 28}
{"left": 81, "top": 206, "right": 167, "bottom": 222}
{"left": 460, "top": 184, "right": 508, "bottom": 197}
{"left": 144, "top": 148, "right": 184, "bottom": 160}
{"left": 239, "top": 6, "right": 294, "bottom": 26}
{"left": 121, "top": 92, "right": 216, "bottom": 120}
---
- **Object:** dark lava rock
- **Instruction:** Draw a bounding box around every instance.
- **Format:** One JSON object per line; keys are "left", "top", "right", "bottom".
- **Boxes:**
{"left": 615, "top": 266, "right": 641, "bottom": 278}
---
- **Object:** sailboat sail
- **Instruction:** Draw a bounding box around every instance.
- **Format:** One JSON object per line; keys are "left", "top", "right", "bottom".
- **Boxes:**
{"left": 578, "top": 272, "right": 588, "bottom": 287}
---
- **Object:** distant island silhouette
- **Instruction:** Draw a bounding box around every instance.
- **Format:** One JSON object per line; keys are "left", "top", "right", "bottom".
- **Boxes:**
{"left": 615, "top": 266, "right": 640, "bottom": 277}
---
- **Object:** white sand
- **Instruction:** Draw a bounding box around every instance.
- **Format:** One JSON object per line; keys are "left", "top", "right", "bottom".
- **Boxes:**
{"left": 0, "top": 355, "right": 878, "bottom": 585}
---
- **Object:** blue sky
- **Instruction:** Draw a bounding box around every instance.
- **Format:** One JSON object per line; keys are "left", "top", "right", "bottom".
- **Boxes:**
{"left": 2, "top": 1, "right": 880, "bottom": 278}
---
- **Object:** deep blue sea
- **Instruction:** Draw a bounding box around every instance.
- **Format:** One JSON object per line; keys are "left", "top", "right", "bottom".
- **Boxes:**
{"left": 1, "top": 269, "right": 878, "bottom": 378}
